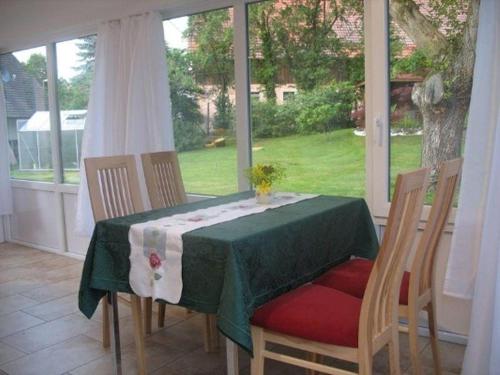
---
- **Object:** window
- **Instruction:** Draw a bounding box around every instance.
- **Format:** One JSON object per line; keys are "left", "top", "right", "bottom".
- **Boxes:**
{"left": 248, "top": 0, "right": 365, "bottom": 196}
{"left": 388, "top": 1, "right": 473, "bottom": 204}
{"left": 0, "top": 47, "right": 51, "bottom": 182}
{"left": 282, "top": 91, "right": 295, "bottom": 102}
{"left": 163, "top": 8, "right": 237, "bottom": 195}
{"left": 251, "top": 91, "right": 260, "bottom": 101}
{"left": 56, "top": 36, "right": 96, "bottom": 184}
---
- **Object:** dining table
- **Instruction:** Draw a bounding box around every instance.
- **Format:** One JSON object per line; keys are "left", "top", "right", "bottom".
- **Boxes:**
{"left": 78, "top": 191, "right": 379, "bottom": 374}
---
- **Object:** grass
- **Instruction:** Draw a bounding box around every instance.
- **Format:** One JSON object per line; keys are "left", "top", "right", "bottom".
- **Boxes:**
{"left": 10, "top": 129, "right": 423, "bottom": 198}
{"left": 10, "top": 170, "right": 81, "bottom": 184}
{"left": 179, "top": 129, "right": 422, "bottom": 197}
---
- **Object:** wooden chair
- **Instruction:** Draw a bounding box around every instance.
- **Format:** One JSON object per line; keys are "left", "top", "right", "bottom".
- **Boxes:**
{"left": 84, "top": 155, "right": 150, "bottom": 372}
{"left": 250, "top": 167, "right": 429, "bottom": 375}
{"left": 141, "top": 151, "right": 219, "bottom": 352}
{"left": 314, "top": 159, "right": 462, "bottom": 375}
{"left": 141, "top": 151, "right": 187, "bottom": 209}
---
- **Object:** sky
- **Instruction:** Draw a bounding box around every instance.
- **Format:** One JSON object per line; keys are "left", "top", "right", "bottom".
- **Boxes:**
{"left": 12, "top": 17, "right": 188, "bottom": 80}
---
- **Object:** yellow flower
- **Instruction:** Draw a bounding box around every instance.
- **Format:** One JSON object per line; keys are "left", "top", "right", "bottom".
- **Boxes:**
{"left": 245, "top": 163, "right": 285, "bottom": 190}
{"left": 256, "top": 181, "right": 272, "bottom": 195}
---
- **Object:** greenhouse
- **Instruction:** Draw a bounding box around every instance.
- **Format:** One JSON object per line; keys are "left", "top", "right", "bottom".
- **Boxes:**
{"left": 17, "top": 110, "right": 85, "bottom": 170}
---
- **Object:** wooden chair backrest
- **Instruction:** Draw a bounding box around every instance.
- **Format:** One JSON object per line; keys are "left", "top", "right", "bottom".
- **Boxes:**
{"left": 85, "top": 155, "right": 144, "bottom": 221}
{"left": 411, "top": 158, "right": 463, "bottom": 297}
{"left": 359, "top": 168, "right": 429, "bottom": 348}
{"left": 141, "top": 151, "right": 187, "bottom": 209}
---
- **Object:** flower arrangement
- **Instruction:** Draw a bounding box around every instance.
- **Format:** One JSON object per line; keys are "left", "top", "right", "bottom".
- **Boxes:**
{"left": 245, "top": 163, "right": 285, "bottom": 203}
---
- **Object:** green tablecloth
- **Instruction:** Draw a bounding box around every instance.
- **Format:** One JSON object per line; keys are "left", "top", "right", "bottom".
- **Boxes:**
{"left": 79, "top": 192, "right": 378, "bottom": 353}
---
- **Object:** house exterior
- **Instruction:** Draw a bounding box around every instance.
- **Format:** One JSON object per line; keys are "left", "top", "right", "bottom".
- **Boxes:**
{"left": 0, "top": 53, "right": 47, "bottom": 165}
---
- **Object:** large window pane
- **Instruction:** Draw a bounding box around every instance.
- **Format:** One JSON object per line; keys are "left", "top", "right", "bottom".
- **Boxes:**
{"left": 163, "top": 8, "right": 237, "bottom": 196}
{"left": 57, "top": 36, "right": 95, "bottom": 184}
{"left": 248, "top": 0, "right": 365, "bottom": 196}
{"left": 389, "top": 2, "right": 474, "bottom": 203}
{"left": 1, "top": 47, "right": 51, "bottom": 182}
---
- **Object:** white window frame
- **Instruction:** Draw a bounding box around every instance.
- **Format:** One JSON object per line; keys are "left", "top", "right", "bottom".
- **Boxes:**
{"left": 3, "top": 0, "right": 451, "bottom": 232}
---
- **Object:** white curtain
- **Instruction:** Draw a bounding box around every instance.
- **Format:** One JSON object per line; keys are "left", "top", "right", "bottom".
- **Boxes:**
{"left": 76, "top": 11, "right": 174, "bottom": 235}
{"left": 0, "top": 80, "right": 13, "bottom": 222}
{"left": 444, "top": 0, "right": 500, "bottom": 373}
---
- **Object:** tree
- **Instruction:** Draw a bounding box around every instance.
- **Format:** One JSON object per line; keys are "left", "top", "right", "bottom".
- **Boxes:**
{"left": 58, "top": 74, "right": 92, "bottom": 110}
{"left": 75, "top": 36, "right": 96, "bottom": 74}
{"left": 57, "top": 36, "right": 97, "bottom": 110}
{"left": 186, "top": 9, "right": 234, "bottom": 130}
{"left": 249, "top": 2, "right": 279, "bottom": 101}
{"left": 166, "top": 48, "right": 206, "bottom": 151}
{"left": 272, "top": 0, "right": 363, "bottom": 91}
{"left": 23, "top": 53, "right": 47, "bottom": 83}
{"left": 390, "top": 0, "right": 480, "bottom": 179}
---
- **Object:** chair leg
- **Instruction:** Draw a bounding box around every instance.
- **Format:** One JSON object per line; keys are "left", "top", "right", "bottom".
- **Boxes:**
{"left": 131, "top": 295, "right": 147, "bottom": 375}
{"left": 426, "top": 302, "right": 442, "bottom": 375}
{"left": 144, "top": 297, "right": 152, "bottom": 335}
{"left": 358, "top": 350, "right": 373, "bottom": 375}
{"left": 305, "top": 353, "right": 320, "bottom": 375}
{"left": 102, "top": 298, "right": 111, "bottom": 348}
{"left": 203, "top": 314, "right": 219, "bottom": 353}
{"left": 158, "top": 303, "right": 166, "bottom": 328}
{"left": 408, "top": 307, "right": 422, "bottom": 375}
{"left": 251, "top": 326, "right": 265, "bottom": 375}
{"left": 388, "top": 328, "right": 401, "bottom": 375}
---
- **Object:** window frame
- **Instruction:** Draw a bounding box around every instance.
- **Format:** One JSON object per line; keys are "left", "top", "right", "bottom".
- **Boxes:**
{"left": 1, "top": 0, "right": 451, "bottom": 225}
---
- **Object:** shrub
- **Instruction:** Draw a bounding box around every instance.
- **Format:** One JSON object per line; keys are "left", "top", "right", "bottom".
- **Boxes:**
{"left": 296, "top": 82, "right": 356, "bottom": 133}
{"left": 251, "top": 100, "right": 278, "bottom": 138}
{"left": 251, "top": 81, "right": 356, "bottom": 138}
{"left": 393, "top": 113, "right": 422, "bottom": 134}
{"left": 251, "top": 99, "right": 299, "bottom": 138}
{"left": 213, "top": 92, "right": 234, "bottom": 130}
{"left": 173, "top": 118, "right": 206, "bottom": 151}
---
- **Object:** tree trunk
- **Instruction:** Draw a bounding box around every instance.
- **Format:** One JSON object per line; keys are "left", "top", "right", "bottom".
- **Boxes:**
{"left": 412, "top": 71, "right": 471, "bottom": 183}
{"left": 390, "top": 0, "right": 479, "bottom": 180}
{"left": 419, "top": 101, "right": 467, "bottom": 181}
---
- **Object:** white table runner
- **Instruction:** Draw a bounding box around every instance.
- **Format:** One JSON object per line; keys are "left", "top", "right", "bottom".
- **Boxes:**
{"left": 128, "top": 192, "right": 317, "bottom": 303}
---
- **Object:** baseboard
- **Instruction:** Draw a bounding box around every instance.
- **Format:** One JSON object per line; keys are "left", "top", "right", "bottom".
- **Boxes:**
{"left": 399, "top": 322, "right": 468, "bottom": 345}
{"left": 7, "top": 238, "right": 85, "bottom": 261}
{"left": 8, "top": 238, "right": 63, "bottom": 254}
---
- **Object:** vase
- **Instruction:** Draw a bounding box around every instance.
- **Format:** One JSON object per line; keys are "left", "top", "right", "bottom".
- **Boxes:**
{"left": 255, "top": 187, "right": 273, "bottom": 204}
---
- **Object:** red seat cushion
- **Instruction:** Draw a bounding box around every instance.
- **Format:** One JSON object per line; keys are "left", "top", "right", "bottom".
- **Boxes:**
{"left": 313, "top": 258, "right": 410, "bottom": 305}
{"left": 251, "top": 284, "right": 361, "bottom": 348}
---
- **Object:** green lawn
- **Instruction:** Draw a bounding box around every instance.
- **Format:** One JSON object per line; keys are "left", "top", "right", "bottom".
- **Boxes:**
{"left": 178, "top": 129, "right": 422, "bottom": 197}
{"left": 10, "top": 129, "right": 423, "bottom": 198}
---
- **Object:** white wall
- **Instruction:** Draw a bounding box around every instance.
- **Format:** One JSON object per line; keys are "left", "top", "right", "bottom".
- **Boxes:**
{"left": 6, "top": 181, "right": 91, "bottom": 257}
{"left": 0, "top": 216, "right": 4, "bottom": 243}
{"left": 0, "top": 0, "right": 235, "bottom": 53}
{"left": 378, "top": 224, "right": 471, "bottom": 338}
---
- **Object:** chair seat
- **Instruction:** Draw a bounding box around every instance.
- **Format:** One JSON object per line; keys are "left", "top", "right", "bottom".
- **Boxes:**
{"left": 251, "top": 284, "right": 361, "bottom": 348}
{"left": 313, "top": 258, "right": 410, "bottom": 305}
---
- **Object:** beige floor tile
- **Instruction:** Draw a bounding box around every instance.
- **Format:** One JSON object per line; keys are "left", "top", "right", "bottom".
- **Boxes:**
{"left": 84, "top": 314, "right": 141, "bottom": 348}
{"left": 0, "top": 280, "right": 48, "bottom": 299}
{"left": 0, "top": 342, "right": 25, "bottom": 366}
{"left": 419, "top": 340, "right": 465, "bottom": 374}
{"left": 71, "top": 337, "right": 193, "bottom": 375}
{"left": 84, "top": 299, "right": 132, "bottom": 323}
{"left": 0, "top": 243, "right": 466, "bottom": 375}
{"left": 0, "top": 311, "right": 44, "bottom": 339}
{"left": 20, "top": 278, "right": 80, "bottom": 303}
{"left": 0, "top": 295, "right": 39, "bottom": 316}
{"left": 0, "top": 335, "right": 105, "bottom": 375}
{"left": 21, "top": 293, "right": 78, "bottom": 321}
{"left": 42, "top": 264, "right": 83, "bottom": 283}
{"left": 0, "top": 253, "right": 52, "bottom": 271}
{"left": 2, "top": 313, "right": 100, "bottom": 353}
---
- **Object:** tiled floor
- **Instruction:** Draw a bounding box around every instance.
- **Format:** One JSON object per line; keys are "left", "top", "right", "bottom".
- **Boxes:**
{"left": 0, "top": 242, "right": 464, "bottom": 375}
